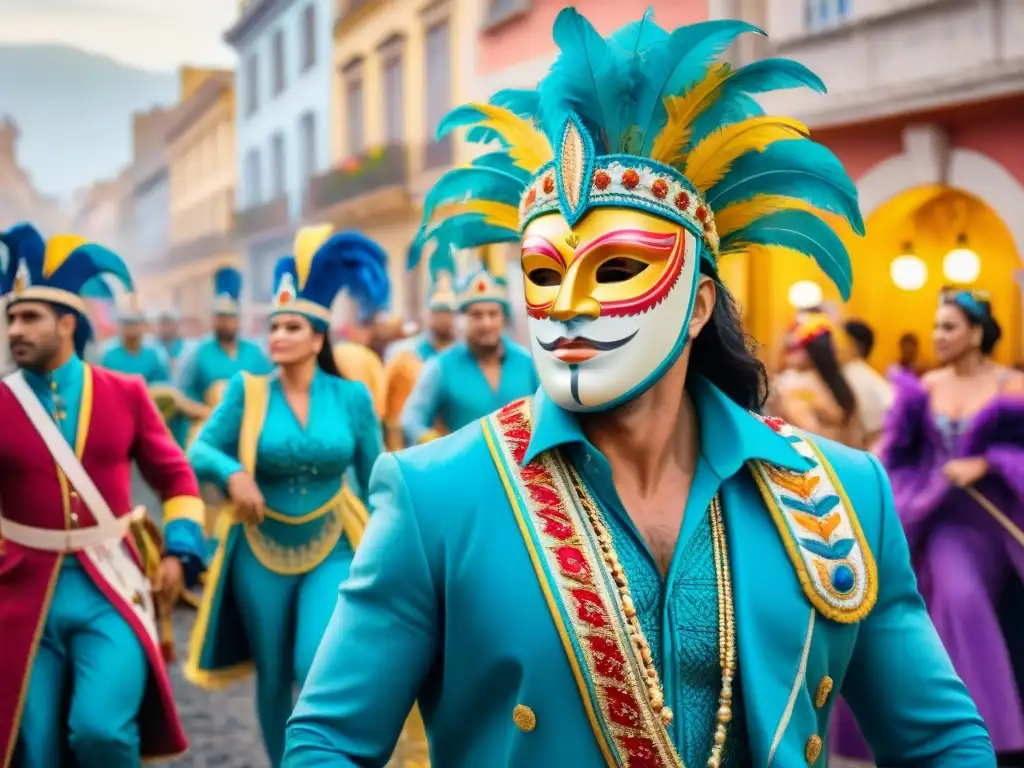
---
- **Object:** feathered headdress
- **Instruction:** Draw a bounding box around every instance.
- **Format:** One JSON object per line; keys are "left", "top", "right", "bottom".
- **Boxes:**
{"left": 1, "top": 222, "right": 135, "bottom": 354}
{"left": 272, "top": 225, "right": 390, "bottom": 329}
{"left": 213, "top": 267, "right": 242, "bottom": 315}
{"left": 409, "top": 8, "right": 862, "bottom": 298}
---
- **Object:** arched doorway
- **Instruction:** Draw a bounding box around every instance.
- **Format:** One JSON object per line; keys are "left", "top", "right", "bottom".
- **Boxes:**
{"left": 844, "top": 186, "right": 1021, "bottom": 369}
{"left": 728, "top": 143, "right": 1024, "bottom": 372}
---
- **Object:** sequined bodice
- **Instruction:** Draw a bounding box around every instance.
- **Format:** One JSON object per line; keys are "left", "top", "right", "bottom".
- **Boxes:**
{"left": 604, "top": 503, "right": 750, "bottom": 765}
{"left": 933, "top": 412, "right": 968, "bottom": 455}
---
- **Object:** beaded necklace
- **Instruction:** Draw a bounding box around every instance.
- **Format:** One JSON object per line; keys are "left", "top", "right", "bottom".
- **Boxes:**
{"left": 572, "top": 482, "right": 737, "bottom": 768}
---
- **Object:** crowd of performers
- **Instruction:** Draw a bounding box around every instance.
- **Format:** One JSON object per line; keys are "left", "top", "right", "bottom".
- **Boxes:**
{"left": 1, "top": 7, "right": 1023, "bottom": 768}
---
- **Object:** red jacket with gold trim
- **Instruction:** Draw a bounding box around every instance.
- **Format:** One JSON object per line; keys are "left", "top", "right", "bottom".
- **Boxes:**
{"left": 0, "top": 365, "right": 202, "bottom": 767}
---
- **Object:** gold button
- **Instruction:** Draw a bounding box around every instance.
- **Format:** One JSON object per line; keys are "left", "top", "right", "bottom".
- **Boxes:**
{"left": 69, "top": 512, "right": 79, "bottom": 529}
{"left": 512, "top": 704, "right": 536, "bottom": 732}
{"left": 131, "top": 591, "right": 144, "bottom": 607}
{"left": 814, "top": 675, "right": 833, "bottom": 709}
{"left": 805, "top": 734, "right": 822, "bottom": 765}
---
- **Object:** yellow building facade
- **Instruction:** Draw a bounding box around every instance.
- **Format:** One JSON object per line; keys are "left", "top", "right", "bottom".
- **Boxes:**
{"left": 318, "top": 0, "right": 476, "bottom": 323}
{"left": 150, "top": 67, "right": 241, "bottom": 317}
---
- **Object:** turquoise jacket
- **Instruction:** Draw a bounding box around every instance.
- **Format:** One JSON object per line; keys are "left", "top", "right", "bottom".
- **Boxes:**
{"left": 100, "top": 339, "right": 170, "bottom": 383}
{"left": 185, "top": 369, "right": 383, "bottom": 683}
{"left": 284, "top": 377, "right": 991, "bottom": 767}
{"left": 178, "top": 336, "right": 273, "bottom": 407}
{"left": 400, "top": 339, "right": 538, "bottom": 443}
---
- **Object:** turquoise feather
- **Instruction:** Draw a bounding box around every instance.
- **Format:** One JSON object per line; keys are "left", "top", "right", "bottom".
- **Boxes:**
{"left": 706, "top": 140, "right": 864, "bottom": 234}
{"left": 436, "top": 105, "right": 490, "bottom": 141}
{"left": 422, "top": 167, "right": 525, "bottom": 223}
{"left": 538, "top": 8, "right": 631, "bottom": 152}
{"left": 636, "top": 19, "right": 762, "bottom": 155}
{"left": 684, "top": 59, "right": 824, "bottom": 152}
{"left": 471, "top": 151, "right": 532, "bottom": 184}
{"left": 719, "top": 209, "right": 853, "bottom": 299}
{"left": 607, "top": 7, "right": 668, "bottom": 55}
{"left": 466, "top": 89, "right": 540, "bottom": 145}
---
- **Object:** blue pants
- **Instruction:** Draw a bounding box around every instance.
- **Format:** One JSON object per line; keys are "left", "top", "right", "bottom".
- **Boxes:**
{"left": 18, "top": 560, "right": 148, "bottom": 768}
{"left": 230, "top": 535, "right": 354, "bottom": 767}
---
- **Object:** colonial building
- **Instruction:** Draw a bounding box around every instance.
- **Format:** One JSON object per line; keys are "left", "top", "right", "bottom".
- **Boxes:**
{"left": 128, "top": 107, "right": 174, "bottom": 301}
{"left": 0, "top": 118, "right": 62, "bottom": 232}
{"left": 226, "top": 0, "right": 336, "bottom": 328}
{"left": 316, "top": 0, "right": 480, "bottom": 324}
{"left": 159, "top": 67, "right": 240, "bottom": 318}
{"left": 473, "top": 0, "right": 709, "bottom": 342}
{"left": 715, "top": 0, "right": 1024, "bottom": 369}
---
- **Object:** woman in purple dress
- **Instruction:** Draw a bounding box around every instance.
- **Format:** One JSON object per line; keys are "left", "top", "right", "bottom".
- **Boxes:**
{"left": 833, "top": 288, "right": 1024, "bottom": 761}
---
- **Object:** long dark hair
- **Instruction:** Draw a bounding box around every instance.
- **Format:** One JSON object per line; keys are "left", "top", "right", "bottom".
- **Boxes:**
{"left": 690, "top": 262, "right": 768, "bottom": 412}
{"left": 804, "top": 332, "right": 856, "bottom": 421}
{"left": 316, "top": 327, "right": 344, "bottom": 378}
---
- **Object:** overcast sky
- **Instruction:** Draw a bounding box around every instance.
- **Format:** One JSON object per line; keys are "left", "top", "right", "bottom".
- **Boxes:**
{"left": 0, "top": 0, "right": 236, "bottom": 71}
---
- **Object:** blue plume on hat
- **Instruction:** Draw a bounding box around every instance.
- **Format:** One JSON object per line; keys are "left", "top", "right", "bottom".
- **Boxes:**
{"left": 213, "top": 267, "right": 242, "bottom": 301}
{"left": 272, "top": 227, "right": 391, "bottom": 328}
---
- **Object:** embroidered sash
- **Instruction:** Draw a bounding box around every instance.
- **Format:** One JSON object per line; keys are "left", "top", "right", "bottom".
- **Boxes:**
{"left": 749, "top": 415, "right": 877, "bottom": 624}
{"left": 484, "top": 399, "right": 683, "bottom": 768}
{"left": 483, "top": 400, "right": 876, "bottom": 767}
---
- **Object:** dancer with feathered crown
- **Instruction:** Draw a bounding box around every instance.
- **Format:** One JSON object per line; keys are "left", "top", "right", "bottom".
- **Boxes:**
{"left": 284, "top": 9, "right": 991, "bottom": 765}
{"left": 183, "top": 226, "right": 388, "bottom": 767}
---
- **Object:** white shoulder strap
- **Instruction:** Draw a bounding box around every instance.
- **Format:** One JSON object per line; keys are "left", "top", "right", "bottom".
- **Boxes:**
{"left": 3, "top": 369, "right": 118, "bottom": 525}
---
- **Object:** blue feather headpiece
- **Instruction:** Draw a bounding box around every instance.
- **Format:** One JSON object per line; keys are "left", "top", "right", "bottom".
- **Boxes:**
{"left": 943, "top": 287, "right": 991, "bottom": 322}
{"left": 213, "top": 267, "right": 242, "bottom": 315}
{"left": 1, "top": 222, "right": 135, "bottom": 355}
{"left": 271, "top": 225, "right": 390, "bottom": 329}
{"left": 409, "top": 7, "right": 862, "bottom": 299}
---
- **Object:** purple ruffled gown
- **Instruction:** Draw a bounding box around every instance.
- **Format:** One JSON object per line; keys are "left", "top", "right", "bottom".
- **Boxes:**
{"left": 832, "top": 374, "right": 1024, "bottom": 759}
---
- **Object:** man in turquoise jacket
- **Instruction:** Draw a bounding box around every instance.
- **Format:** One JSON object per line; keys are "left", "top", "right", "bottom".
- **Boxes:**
{"left": 400, "top": 266, "right": 537, "bottom": 444}
{"left": 284, "top": 9, "right": 992, "bottom": 767}
{"left": 99, "top": 294, "right": 170, "bottom": 384}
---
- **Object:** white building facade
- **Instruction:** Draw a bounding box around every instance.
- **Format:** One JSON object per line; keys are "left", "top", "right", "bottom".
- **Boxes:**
{"left": 226, "top": 0, "right": 336, "bottom": 322}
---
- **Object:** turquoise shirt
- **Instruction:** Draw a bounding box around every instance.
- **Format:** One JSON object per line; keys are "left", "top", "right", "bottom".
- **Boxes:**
{"left": 384, "top": 332, "right": 444, "bottom": 365}
{"left": 400, "top": 339, "right": 538, "bottom": 443}
{"left": 21, "top": 356, "right": 205, "bottom": 572}
{"left": 100, "top": 340, "right": 170, "bottom": 383}
{"left": 284, "top": 377, "right": 992, "bottom": 767}
{"left": 188, "top": 369, "right": 382, "bottom": 558}
{"left": 178, "top": 336, "right": 273, "bottom": 407}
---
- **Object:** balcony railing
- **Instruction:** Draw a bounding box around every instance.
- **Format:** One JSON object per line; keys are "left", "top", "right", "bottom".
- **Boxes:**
{"left": 236, "top": 194, "right": 290, "bottom": 237}
{"left": 306, "top": 144, "right": 407, "bottom": 212}
{"left": 423, "top": 135, "right": 453, "bottom": 170}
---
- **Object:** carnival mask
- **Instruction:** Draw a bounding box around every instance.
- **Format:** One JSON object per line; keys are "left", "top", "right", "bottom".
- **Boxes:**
{"left": 523, "top": 207, "right": 699, "bottom": 412}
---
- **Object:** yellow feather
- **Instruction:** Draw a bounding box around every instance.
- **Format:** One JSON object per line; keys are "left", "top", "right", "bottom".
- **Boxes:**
{"left": 469, "top": 103, "right": 552, "bottom": 174}
{"left": 649, "top": 64, "right": 732, "bottom": 167}
{"left": 43, "top": 234, "right": 89, "bottom": 278}
{"left": 429, "top": 200, "right": 519, "bottom": 231}
{"left": 683, "top": 116, "right": 808, "bottom": 193}
{"left": 714, "top": 195, "right": 815, "bottom": 239}
{"left": 293, "top": 224, "right": 333, "bottom": 290}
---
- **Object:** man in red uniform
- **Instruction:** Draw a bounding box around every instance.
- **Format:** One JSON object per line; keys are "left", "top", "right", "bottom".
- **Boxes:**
{"left": 0, "top": 223, "right": 206, "bottom": 768}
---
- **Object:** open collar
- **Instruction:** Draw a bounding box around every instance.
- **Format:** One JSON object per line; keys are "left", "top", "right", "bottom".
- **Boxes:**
{"left": 522, "top": 375, "right": 811, "bottom": 476}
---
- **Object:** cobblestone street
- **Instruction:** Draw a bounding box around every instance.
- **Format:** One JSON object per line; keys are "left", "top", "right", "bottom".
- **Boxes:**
{"left": 165, "top": 606, "right": 268, "bottom": 768}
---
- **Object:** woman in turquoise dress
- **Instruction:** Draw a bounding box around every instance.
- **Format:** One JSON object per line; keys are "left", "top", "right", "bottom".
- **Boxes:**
{"left": 184, "top": 225, "right": 388, "bottom": 767}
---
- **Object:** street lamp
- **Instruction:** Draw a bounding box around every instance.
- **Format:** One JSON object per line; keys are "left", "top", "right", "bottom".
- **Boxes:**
{"left": 788, "top": 280, "right": 823, "bottom": 310}
{"left": 890, "top": 242, "right": 927, "bottom": 291}
{"left": 943, "top": 233, "right": 981, "bottom": 284}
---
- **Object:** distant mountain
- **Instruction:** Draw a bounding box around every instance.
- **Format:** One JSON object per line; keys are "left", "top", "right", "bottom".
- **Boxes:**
{"left": 0, "top": 44, "right": 178, "bottom": 198}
